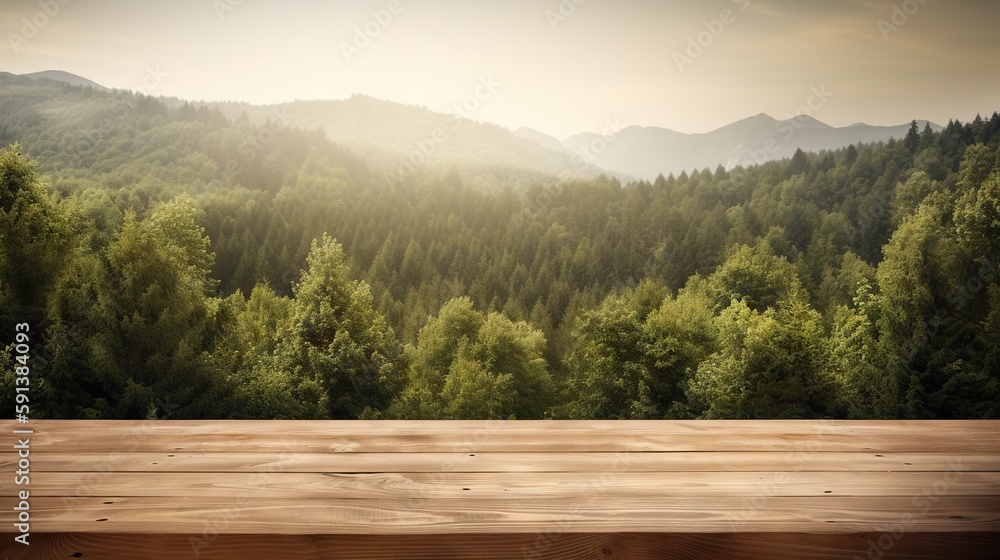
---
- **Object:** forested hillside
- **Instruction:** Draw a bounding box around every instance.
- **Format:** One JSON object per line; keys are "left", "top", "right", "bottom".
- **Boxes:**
{"left": 210, "top": 95, "right": 604, "bottom": 189}
{"left": 2, "top": 75, "right": 998, "bottom": 420}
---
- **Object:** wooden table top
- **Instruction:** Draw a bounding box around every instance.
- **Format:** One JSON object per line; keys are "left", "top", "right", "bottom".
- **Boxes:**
{"left": 1, "top": 419, "right": 998, "bottom": 559}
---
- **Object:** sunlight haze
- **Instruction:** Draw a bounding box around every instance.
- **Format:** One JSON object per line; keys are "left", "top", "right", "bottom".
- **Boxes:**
{"left": 3, "top": 0, "right": 998, "bottom": 138}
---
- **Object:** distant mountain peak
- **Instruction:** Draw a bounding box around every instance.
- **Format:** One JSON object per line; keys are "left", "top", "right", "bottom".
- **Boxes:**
{"left": 778, "top": 114, "right": 833, "bottom": 129}
{"left": 20, "top": 70, "right": 108, "bottom": 91}
{"left": 513, "top": 127, "right": 571, "bottom": 155}
{"left": 740, "top": 113, "right": 777, "bottom": 124}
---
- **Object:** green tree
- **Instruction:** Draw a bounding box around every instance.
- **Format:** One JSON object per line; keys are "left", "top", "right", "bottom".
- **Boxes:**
{"left": 287, "top": 234, "right": 405, "bottom": 418}
{"left": 685, "top": 298, "right": 833, "bottom": 418}
{"left": 639, "top": 287, "right": 716, "bottom": 415}
{"left": 389, "top": 297, "right": 552, "bottom": 419}
{"left": 701, "top": 243, "right": 807, "bottom": 313}
{"left": 0, "top": 144, "right": 68, "bottom": 337}
{"left": 560, "top": 281, "right": 710, "bottom": 419}
{"left": 891, "top": 171, "right": 938, "bottom": 228}
{"left": 873, "top": 198, "right": 970, "bottom": 418}
{"left": 683, "top": 242, "right": 833, "bottom": 419}
{"left": 968, "top": 285, "right": 1000, "bottom": 417}
{"left": 904, "top": 120, "right": 920, "bottom": 153}
{"left": 440, "top": 353, "right": 514, "bottom": 419}
{"left": 827, "top": 279, "right": 895, "bottom": 418}
{"left": 954, "top": 172, "right": 1000, "bottom": 258}
{"left": 211, "top": 285, "right": 325, "bottom": 418}
{"left": 957, "top": 144, "right": 995, "bottom": 190}
{"left": 47, "top": 197, "right": 226, "bottom": 418}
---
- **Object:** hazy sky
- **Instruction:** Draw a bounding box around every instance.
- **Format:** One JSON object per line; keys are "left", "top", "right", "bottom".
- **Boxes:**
{"left": 3, "top": 0, "right": 998, "bottom": 139}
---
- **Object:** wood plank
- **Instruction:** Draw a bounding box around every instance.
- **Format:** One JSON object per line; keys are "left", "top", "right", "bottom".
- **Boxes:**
{"left": 2, "top": 418, "right": 996, "bottom": 556}
{"left": 6, "top": 451, "right": 996, "bottom": 473}
{"left": 19, "top": 496, "right": 1000, "bottom": 534}
{"left": 1, "top": 532, "right": 997, "bottom": 560}
{"left": 8, "top": 419, "right": 993, "bottom": 433}
{"left": 18, "top": 471, "right": 1000, "bottom": 499}
{"left": 8, "top": 420, "right": 999, "bottom": 453}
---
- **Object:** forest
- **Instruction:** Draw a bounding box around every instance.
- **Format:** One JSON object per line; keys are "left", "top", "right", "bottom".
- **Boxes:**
{"left": 1, "top": 74, "right": 998, "bottom": 420}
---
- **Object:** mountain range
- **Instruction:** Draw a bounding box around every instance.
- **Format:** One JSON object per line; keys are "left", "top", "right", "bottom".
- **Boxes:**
{"left": 523, "top": 114, "right": 941, "bottom": 180}
{"left": 9, "top": 70, "right": 942, "bottom": 182}
{"left": 216, "top": 98, "right": 941, "bottom": 182}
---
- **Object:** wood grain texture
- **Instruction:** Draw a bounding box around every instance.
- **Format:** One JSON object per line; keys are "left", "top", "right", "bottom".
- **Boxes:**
{"left": 11, "top": 419, "right": 1000, "bottom": 453}
{"left": 5, "top": 451, "right": 997, "bottom": 473}
{"left": 0, "top": 532, "right": 997, "bottom": 560}
{"left": 17, "top": 471, "right": 1000, "bottom": 499}
{"left": 23, "top": 495, "right": 1000, "bottom": 534}
{"left": 0, "top": 420, "right": 997, "bottom": 558}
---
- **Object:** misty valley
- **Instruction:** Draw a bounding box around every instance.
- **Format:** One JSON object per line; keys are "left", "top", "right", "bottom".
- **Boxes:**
{"left": 1, "top": 72, "right": 998, "bottom": 421}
